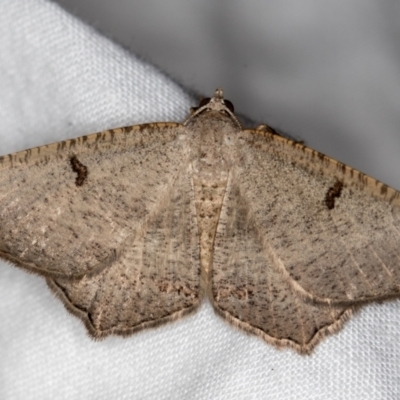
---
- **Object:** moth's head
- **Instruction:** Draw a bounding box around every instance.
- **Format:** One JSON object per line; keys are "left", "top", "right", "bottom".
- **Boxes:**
{"left": 184, "top": 88, "right": 242, "bottom": 128}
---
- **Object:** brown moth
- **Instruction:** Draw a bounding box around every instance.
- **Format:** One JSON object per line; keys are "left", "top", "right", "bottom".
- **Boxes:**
{"left": 1, "top": 89, "right": 399, "bottom": 354}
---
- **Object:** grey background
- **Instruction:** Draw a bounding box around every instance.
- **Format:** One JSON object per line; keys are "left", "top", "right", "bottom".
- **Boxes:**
{"left": 54, "top": 0, "right": 400, "bottom": 189}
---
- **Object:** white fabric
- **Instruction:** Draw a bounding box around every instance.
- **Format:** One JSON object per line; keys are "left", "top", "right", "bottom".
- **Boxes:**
{"left": 0, "top": 1, "right": 399, "bottom": 399}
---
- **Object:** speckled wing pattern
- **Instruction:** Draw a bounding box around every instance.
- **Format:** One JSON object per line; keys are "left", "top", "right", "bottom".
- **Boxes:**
{"left": 0, "top": 123, "right": 201, "bottom": 337}
{"left": 211, "top": 126, "right": 400, "bottom": 353}
{"left": 1, "top": 89, "right": 400, "bottom": 353}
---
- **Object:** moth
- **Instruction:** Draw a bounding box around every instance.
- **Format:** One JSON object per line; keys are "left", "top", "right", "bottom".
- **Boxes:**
{"left": 1, "top": 89, "right": 399, "bottom": 354}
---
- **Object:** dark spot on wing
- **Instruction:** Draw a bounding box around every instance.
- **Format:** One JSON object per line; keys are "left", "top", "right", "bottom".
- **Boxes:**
{"left": 380, "top": 184, "right": 388, "bottom": 195}
{"left": 70, "top": 155, "right": 88, "bottom": 186}
{"left": 325, "top": 180, "right": 343, "bottom": 210}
